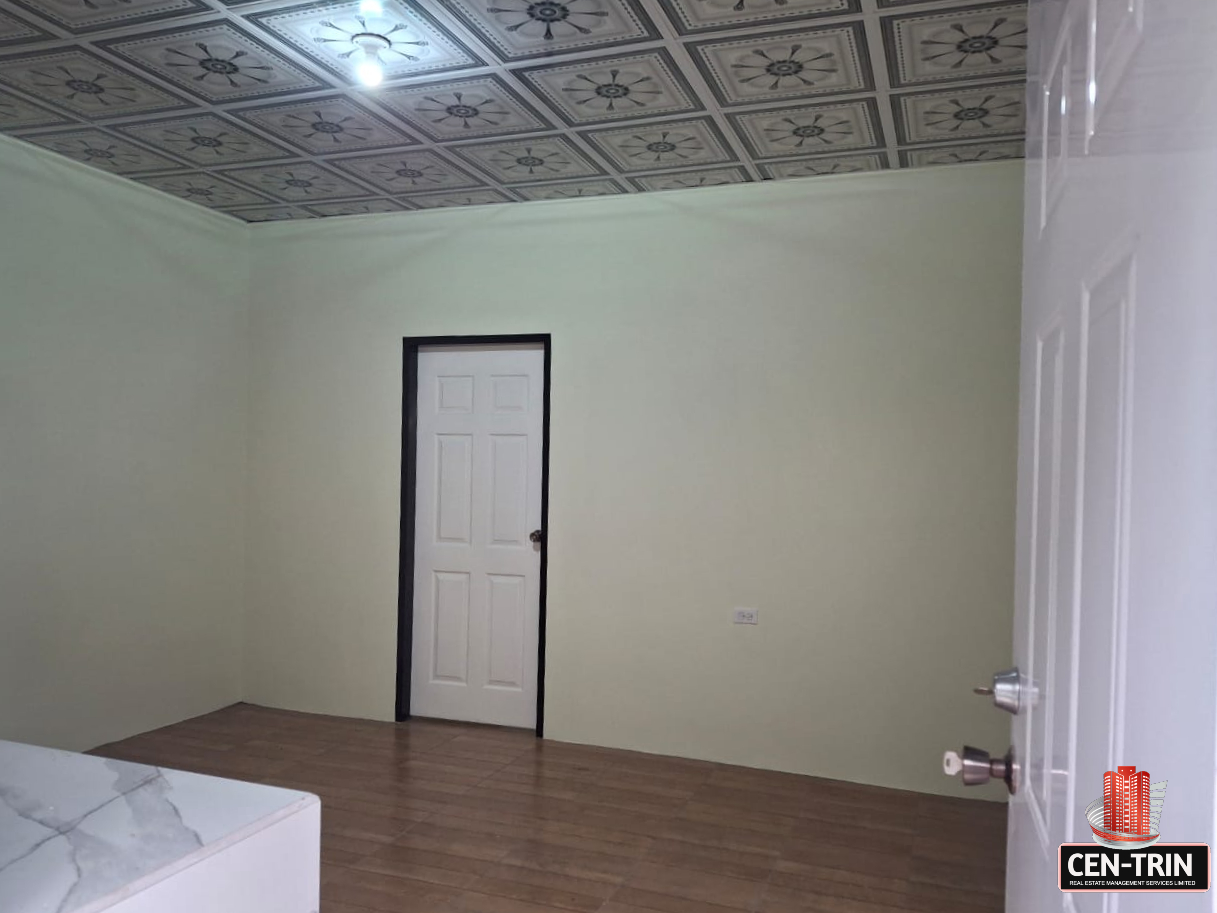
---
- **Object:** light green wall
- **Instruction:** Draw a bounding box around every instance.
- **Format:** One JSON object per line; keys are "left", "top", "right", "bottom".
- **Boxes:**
{"left": 0, "top": 134, "right": 1021, "bottom": 795}
{"left": 0, "top": 135, "right": 250, "bottom": 750}
{"left": 243, "top": 162, "right": 1023, "bottom": 798}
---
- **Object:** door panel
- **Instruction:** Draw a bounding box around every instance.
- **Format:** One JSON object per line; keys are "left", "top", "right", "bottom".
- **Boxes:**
{"left": 436, "top": 435, "right": 473, "bottom": 543}
{"left": 489, "top": 434, "right": 528, "bottom": 545}
{"left": 1008, "top": 0, "right": 1217, "bottom": 909}
{"left": 411, "top": 345, "right": 545, "bottom": 729}
{"left": 432, "top": 572, "right": 471, "bottom": 683}
{"left": 487, "top": 574, "right": 526, "bottom": 689}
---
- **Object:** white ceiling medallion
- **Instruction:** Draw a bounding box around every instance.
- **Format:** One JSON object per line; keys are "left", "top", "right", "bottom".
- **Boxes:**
{"left": 304, "top": 198, "right": 406, "bottom": 216}
{"left": 134, "top": 172, "right": 270, "bottom": 208}
{"left": 100, "top": 23, "right": 324, "bottom": 103}
{"left": 688, "top": 22, "right": 871, "bottom": 105}
{"left": 882, "top": 3, "right": 1029, "bottom": 87}
{"left": 442, "top": 0, "right": 659, "bottom": 61}
{"left": 23, "top": 128, "right": 183, "bottom": 174}
{"left": 629, "top": 166, "right": 750, "bottom": 191}
{"left": 6, "top": 0, "right": 207, "bottom": 35}
{"left": 582, "top": 116, "right": 734, "bottom": 172}
{"left": 452, "top": 136, "right": 602, "bottom": 183}
{"left": 117, "top": 114, "right": 294, "bottom": 165}
{"left": 759, "top": 153, "right": 885, "bottom": 179}
{"left": 730, "top": 99, "right": 881, "bottom": 158}
{"left": 223, "top": 162, "right": 373, "bottom": 202}
{"left": 899, "top": 140, "right": 1024, "bottom": 167}
{"left": 0, "top": 88, "right": 73, "bottom": 129}
{"left": 221, "top": 204, "right": 313, "bottom": 221}
{"left": 0, "top": 48, "right": 188, "bottom": 117}
{"left": 408, "top": 189, "right": 515, "bottom": 208}
{"left": 331, "top": 149, "right": 483, "bottom": 193}
{"left": 517, "top": 50, "right": 700, "bottom": 125}
{"left": 894, "top": 82, "right": 1025, "bottom": 144}
{"left": 656, "top": 0, "right": 857, "bottom": 35}
{"left": 233, "top": 96, "right": 417, "bottom": 154}
{"left": 514, "top": 178, "right": 627, "bottom": 199}
{"left": 248, "top": 0, "right": 480, "bottom": 83}
{"left": 376, "top": 76, "right": 551, "bottom": 140}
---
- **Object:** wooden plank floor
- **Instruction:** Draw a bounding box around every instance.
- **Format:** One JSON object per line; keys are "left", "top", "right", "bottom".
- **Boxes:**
{"left": 92, "top": 704, "right": 1005, "bottom": 913}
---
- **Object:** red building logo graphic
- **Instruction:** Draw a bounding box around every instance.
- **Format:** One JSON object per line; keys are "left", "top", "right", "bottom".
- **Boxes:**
{"left": 1104, "top": 766, "right": 1153, "bottom": 835}
{"left": 1087, "top": 765, "right": 1168, "bottom": 849}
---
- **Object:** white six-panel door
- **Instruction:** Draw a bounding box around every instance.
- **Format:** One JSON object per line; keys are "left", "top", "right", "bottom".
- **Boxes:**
{"left": 411, "top": 345, "right": 544, "bottom": 729}
{"left": 1008, "top": 1, "right": 1217, "bottom": 911}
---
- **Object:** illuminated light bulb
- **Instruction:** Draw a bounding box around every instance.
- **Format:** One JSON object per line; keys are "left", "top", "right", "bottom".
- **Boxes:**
{"left": 359, "top": 0, "right": 384, "bottom": 14}
{"left": 355, "top": 57, "right": 383, "bottom": 86}
{"left": 351, "top": 32, "right": 390, "bottom": 87}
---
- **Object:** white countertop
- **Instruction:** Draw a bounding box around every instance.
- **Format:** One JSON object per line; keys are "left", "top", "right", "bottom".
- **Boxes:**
{"left": 0, "top": 739, "right": 318, "bottom": 913}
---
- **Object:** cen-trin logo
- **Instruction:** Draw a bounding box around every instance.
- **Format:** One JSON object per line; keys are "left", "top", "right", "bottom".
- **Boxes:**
{"left": 1090, "top": 765, "right": 1165, "bottom": 848}
{"left": 1059, "top": 764, "right": 1210, "bottom": 893}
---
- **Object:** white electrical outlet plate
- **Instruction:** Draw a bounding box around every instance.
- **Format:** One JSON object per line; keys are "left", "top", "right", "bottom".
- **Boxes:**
{"left": 733, "top": 608, "right": 759, "bottom": 625}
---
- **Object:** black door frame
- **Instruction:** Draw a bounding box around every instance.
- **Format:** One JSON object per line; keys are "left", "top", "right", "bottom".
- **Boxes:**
{"left": 396, "top": 334, "right": 552, "bottom": 737}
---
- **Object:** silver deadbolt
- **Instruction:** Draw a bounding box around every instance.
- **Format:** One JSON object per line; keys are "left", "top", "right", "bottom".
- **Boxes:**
{"left": 973, "top": 667, "right": 1022, "bottom": 714}
{"left": 943, "top": 745, "right": 1018, "bottom": 794}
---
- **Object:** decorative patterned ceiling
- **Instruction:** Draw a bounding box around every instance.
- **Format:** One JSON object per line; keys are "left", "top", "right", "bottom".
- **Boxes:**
{"left": 0, "top": 0, "right": 1028, "bottom": 221}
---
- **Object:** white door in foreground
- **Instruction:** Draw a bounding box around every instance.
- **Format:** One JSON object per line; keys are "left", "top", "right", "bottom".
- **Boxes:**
{"left": 1000, "top": 1, "right": 1217, "bottom": 911}
{"left": 411, "top": 345, "right": 544, "bottom": 729}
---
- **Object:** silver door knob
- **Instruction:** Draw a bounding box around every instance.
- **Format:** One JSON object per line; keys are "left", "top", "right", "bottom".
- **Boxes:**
{"left": 943, "top": 745, "right": 1017, "bottom": 794}
{"left": 529, "top": 529, "right": 543, "bottom": 544}
{"left": 973, "top": 667, "right": 1022, "bottom": 714}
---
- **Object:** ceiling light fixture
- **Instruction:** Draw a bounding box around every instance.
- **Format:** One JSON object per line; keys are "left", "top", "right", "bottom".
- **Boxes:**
{"left": 352, "top": 31, "right": 390, "bottom": 86}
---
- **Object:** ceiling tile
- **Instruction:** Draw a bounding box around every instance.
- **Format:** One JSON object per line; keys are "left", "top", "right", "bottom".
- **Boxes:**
{"left": 758, "top": 152, "right": 885, "bottom": 179}
{"left": 376, "top": 75, "right": 552, "bottom": 140}
{"left": 407, "top": 188, "right": 515, "bottom": 208}
{"left": 628, "top": 165, "right": 751, "bottom": 191}
{"left": 116, "top": 113, "right": 295, "bottom": 164}
{"left": 21, "top": 126, "right": 184, "bottom": 172}
{"left": 247, "top": 0, "right": 482, "bottom": 83}
{"left": 687, "top": 21, "right": 872, "bottom": 106}
{"left": 329, "top": 148, "right": 483, "bottom": 193}
{"left": 892, "top": 81, "right": 1024, "bottom": 144}
{"left": 0, "top": 0, "right": 1028, "bottom": 220}
{"left": 515, "top": 49, "right": 700, "bottom": 126}
{"left": 0, "top": 8, "right": 53, "bottom": 46}
{"left": 0, "top": 86, "right": 73, "bottom": 128}
{"left": 98, "top": 22, "right": 327, "bottom": 103}
{"left": 134, "top": 171, "right": 271, "bottom": 207}
{"left": 581, "top": 115, "right": 734, "bottom": 172}
{"left": 6, "top": 0, "right": 208, "bottom": 35}
{"left": 514, "top": 177, "right": 628, "bottom": 199}
{"left": 222, "top": 160, "right": 374, "bottom": 201}
{"left": 728, "top": 98, "right": 882, "bottom": 158}
{"left": 655, "top": 0, "right": 859, "bottom": 36}
{"left": 450, "top": 134, "right": 602, "bottom": 183}
{"left": 881, "top": 2, "right": 1028, "bottom": 88}
{"left": 898, "top": 138, "right": 1023, "bottom": 166}
{"left": 223, "top": 203, "right": 314, "bottom": 220}
{"left": 0, "top": 48, "right": 189, "bottom": 117}
{"left": 232, "top": 95, "right": 418, "bottom": 154}
{"left": 303, "top": 197, "right": 408, "bottom": 215}
{"left": 439, "top": 0, "right": 660, "bottom": 62}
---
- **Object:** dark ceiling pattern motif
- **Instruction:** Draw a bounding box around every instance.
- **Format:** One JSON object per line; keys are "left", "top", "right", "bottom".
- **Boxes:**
{"left": 0, "top": 0, "right": 1028, "bottom": 221}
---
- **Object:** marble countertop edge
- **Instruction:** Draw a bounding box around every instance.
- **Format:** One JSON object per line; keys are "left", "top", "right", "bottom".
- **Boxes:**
{"left": 69, "top": 792, "right": 319, "bottom": 913}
